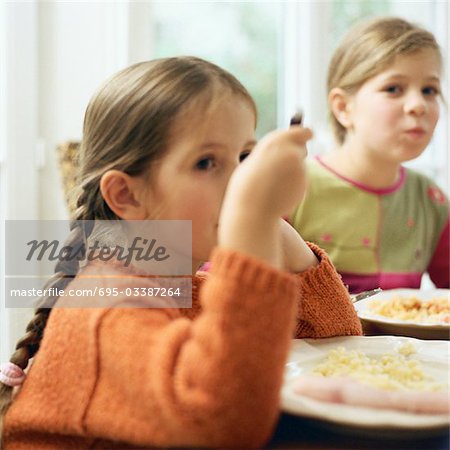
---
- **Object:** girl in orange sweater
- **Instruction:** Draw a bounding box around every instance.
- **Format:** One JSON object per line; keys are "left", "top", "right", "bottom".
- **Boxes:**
{"left": 1, "top": 57, "right": 362, "bottom": 449}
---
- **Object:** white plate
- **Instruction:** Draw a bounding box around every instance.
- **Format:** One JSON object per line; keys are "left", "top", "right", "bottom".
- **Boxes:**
{"left": 354, "top": 289, "right": 450, "bottom": 340}
{"left": 281, "top": 336, "right": 450, "bottom": 434}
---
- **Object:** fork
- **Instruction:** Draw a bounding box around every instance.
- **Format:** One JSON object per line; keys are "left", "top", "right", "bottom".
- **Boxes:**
{"left": 351, "top": 288, "right": 382, "bottom": 303}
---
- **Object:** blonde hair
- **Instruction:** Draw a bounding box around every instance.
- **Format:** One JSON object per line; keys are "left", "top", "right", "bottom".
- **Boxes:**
{"left": 327, "top": 16, "right": 442, "bottom": 144}
{"left": 0, "top": 56, "right": 256, "bottom": 444}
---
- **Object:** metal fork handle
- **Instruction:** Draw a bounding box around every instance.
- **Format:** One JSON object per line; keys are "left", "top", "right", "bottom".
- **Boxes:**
{"left": 351, "top": 288, "right": 382, "bottom": 303}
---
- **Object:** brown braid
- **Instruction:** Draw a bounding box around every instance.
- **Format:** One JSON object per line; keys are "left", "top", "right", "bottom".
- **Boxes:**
{"left": 0, "top": 194, "right": 96, "bottom": 445}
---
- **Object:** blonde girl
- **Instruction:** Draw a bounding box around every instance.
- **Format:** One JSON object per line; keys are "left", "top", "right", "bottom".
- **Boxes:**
{"left": 1, "top": 57, "right": 361, "bottom": 449}
{"left": 291, "top": 17, "right": 449, "bottom": 294}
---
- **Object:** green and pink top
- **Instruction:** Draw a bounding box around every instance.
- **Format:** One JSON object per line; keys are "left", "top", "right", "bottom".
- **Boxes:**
{"left": 291, "top": 157, "right": 449, "bottom": 294}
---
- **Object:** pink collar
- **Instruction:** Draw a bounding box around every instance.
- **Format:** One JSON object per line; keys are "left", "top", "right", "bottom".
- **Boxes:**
{"left": 315, "top": 156, "right": 406, "bottom": 195}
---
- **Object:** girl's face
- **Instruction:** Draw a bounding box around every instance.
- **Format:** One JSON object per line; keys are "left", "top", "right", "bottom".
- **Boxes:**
{"left": 344, "top": 49, "right": 441, "bottom": 164}
{"left": 142, "top": 95, "right": 256, "bottom": 269}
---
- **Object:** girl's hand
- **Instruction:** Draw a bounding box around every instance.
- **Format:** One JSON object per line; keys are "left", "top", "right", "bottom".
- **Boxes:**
{"left": 218, "top": 127, "right": 313, "bottom": 269}
{"left": 226, "top": 127, "right": 313, "bottom": 220}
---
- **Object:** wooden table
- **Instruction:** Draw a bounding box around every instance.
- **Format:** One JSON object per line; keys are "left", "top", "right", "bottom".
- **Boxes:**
{"left": 267, "top": 413, "right": 450, "bottom": 449}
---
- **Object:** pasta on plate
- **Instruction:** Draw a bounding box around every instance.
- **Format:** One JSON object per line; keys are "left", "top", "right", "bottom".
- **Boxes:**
{"left": 368, "top": 296, "right": 450, "bottom": 324}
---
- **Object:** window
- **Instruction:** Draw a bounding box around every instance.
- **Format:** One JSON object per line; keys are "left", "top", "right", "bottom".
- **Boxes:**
{"left": 1, "top": 1, "right": 39, "bottom": 361}
{"left": 150, "top": 2, "right": 280, "bottom": 138}
{"left": 330, "top": 0, "right": 390, "bottom": 41}
{"left": 0, "top": 0, "right": 7, "bottom": 361}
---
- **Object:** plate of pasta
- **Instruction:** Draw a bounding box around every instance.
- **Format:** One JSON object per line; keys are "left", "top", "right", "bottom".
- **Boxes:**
{"left": 281, "top": 336, "right": 450, "bottom": 434}
{"left": 354, "top": 289, "right": 450, "bottom": 340}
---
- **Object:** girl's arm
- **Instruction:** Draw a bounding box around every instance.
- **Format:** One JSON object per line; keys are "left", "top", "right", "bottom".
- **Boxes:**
{"left": 279, "top": 218, "right": 318, "bottom": 272}
{"left": 90, "top": 249, "right": 299, "bottom": 449}
{"left": 292, "top": 242, "right": 363, "bottom": 338}
{"left": 279, "top": 217, "right": 361, "bottom": 338}
{"left": 5, "top": 252, "right": 300, "bottom": 450}
{"left": 219, "top": 127, "right": 361, "bottom": 340}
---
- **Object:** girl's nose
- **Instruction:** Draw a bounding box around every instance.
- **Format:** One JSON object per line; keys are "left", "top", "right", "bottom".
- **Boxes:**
{"left": 405, "top": 92, "right": 426, "bottom": 116}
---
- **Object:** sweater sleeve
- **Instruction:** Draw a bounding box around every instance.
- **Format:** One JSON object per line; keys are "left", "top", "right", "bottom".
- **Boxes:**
{"left": 427, "top": 218, "right": 450, "bottom": 288}
{"left": 87, "top": 248, "right": 299, "bottom": 449}
{"left": 293, "top": 242, "right": 363, "bottom": 338}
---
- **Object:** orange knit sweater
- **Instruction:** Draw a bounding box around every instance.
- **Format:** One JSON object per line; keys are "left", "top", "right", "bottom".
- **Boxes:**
{"left": 4, "top": 244, "right": 362, "bottom": 449}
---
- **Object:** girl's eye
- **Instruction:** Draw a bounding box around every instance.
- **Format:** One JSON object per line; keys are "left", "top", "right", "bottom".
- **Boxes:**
{"left": 239, "top": 151, "right": 251, "bottom": 163}
{"left": 422, "top": 86, "right": 439, "bottom": 96}
{"left": 195, "top": 157, "right": 216, "bottom": 171}
{"left": 384, "top": 85, "right": 402, "bottom": 94}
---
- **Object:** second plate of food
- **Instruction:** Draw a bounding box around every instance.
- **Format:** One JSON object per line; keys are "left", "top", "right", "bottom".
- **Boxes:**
{"left": 354, "top": 288, "right": 450, "bottom": 340}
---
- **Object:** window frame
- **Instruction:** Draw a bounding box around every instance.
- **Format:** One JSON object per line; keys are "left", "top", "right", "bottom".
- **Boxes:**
{"left": 1, "top": 1, "right": 40, "bottom": 361}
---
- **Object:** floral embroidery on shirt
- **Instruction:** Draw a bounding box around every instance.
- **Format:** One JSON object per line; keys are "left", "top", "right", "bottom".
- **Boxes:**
{"left": 321, "top": 233, "right": 333, "bottom": 242}
{"left": 427, "top": 186, "right": 446, "bottom": 204}
{"left": 407, "top": 218, "right": 414, "bottom": 228}
{"left": 362, "top": 237, "right": 371, "bottom": 247}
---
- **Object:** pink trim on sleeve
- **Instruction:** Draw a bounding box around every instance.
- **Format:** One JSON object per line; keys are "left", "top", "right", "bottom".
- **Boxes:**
{"left": 428, "top": 218, "right": 450, "bottom": 288}
{"left": 341, "top": 272, "right": 422, "bottom": 294}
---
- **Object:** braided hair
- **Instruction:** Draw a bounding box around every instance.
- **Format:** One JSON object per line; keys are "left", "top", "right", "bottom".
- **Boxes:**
{"left": 0, "top": 195, "right": 96, "bottom": 439}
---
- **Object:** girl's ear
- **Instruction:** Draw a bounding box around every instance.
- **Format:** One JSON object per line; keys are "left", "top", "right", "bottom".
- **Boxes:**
{"left": 329, "top": 88, "right": 353, "bottom": 129}
{"left": 100, "top": 170, "right": 147, "bottom": 220}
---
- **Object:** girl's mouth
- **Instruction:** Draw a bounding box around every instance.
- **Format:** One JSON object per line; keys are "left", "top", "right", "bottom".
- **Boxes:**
{"left": 405, "top": 127, "right": 426, "bottom": 138}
